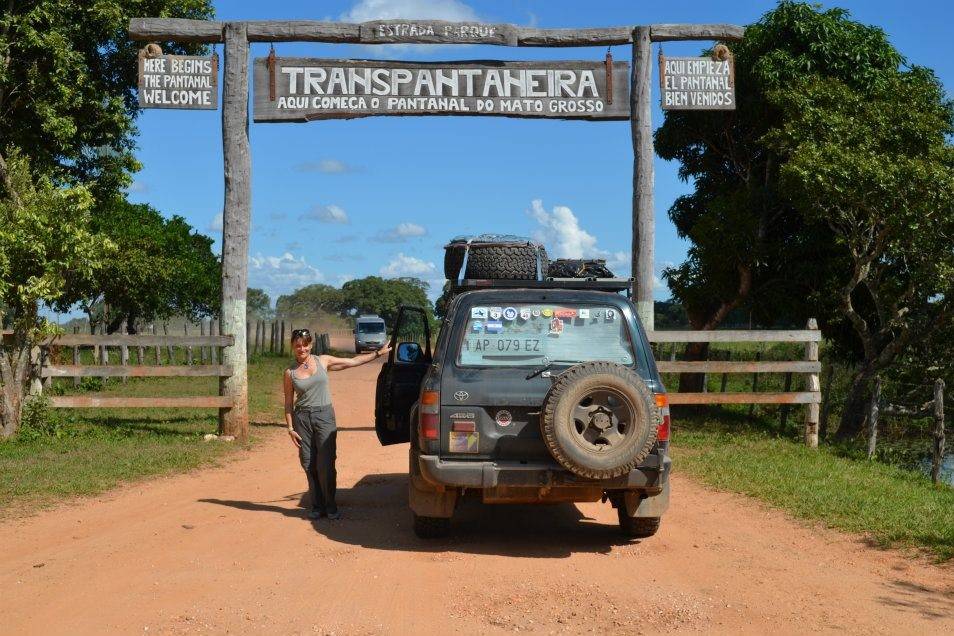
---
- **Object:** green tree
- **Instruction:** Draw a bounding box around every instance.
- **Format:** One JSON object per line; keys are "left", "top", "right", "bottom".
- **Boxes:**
{"left": 275, "top": 284, "right": 344, "bottom": 318}
{"left": 767, "top": 73, "right": 953, "bottom": 439}
{"left": 247, "top": 288, "right": 272, "bottom": 320}
{"left": 339, "top": 277, "right": 433, "bottom": 327}
{"left": 0, "top": 152, "right": 114, "bottom": 438}
{"left": 69, "top": 198, "right": 220, "bottom": 332}
{"left": 0, "top": 1, "right": 214, "bottom": 199}
{"left": 654, "top": 1, "right": 903, "bottom": 391}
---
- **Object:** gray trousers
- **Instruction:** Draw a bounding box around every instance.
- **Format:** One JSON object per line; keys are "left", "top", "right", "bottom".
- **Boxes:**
{"left": 293, "top": 405, "right": 337, "bottom": 513}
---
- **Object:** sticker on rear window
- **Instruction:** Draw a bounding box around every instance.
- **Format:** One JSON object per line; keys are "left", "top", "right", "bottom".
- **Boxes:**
{"left": 471, "top": 307, "right": 487, "bottom": 319}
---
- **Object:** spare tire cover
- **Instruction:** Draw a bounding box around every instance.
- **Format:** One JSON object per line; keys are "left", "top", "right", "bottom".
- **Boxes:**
{"left": 541, "top": 361, "right": 658, "bottom": 479}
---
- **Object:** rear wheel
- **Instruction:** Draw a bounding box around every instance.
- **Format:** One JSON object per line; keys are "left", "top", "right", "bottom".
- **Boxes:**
{"left": 413, "top": 513, "right": 450, "bottom": 539}
{"left": 617, "top": 512, "right": 660, "bottom": 538}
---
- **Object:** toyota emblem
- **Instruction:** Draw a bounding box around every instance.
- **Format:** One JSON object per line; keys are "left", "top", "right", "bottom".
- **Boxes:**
{"left": 454, "top": 391, "right": 469, "bottom": 401}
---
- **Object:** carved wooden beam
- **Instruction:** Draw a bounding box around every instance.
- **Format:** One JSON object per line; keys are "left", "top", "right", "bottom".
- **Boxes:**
{"left": 129, "top": 18, "right": 744, "bottom": 46}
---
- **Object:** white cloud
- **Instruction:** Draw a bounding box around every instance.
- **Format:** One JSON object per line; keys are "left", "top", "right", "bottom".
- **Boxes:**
{"left": 249, "top": 252, "right": 324, "bottom": 297}
{"left": 294, "top": 159, "right": 359, "bottom": 174}
{"left": 527, "top": 199, "right": 634, "bottom": 277}
{"left": 527, "top": 199, "right": 598, "bottom": 259}
{"left": 127, "top": 181, "right": 149, "bottom": 194}
{"left": 300, "top": 204, "right": 350, "bottom": 224}
{"left": 379, "top": 253, "right": 437, "bottom": 277}
{"left": 342, "top": 0, "right": 477, "bottom": 22}
{"left": 208, "top": 212, "right": 223, "bottom": 232}
{"left": 373, "top": 222, "right": 428, "bottom": 242}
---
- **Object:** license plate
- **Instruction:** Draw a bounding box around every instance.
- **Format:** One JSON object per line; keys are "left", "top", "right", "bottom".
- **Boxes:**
{"left": 448, "top": 431, "right": 479, "bottom": 453}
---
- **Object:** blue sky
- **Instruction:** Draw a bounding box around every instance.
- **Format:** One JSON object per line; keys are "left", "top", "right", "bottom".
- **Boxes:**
{"left": 126, "top": 0, "right": 953, "bottom": 306}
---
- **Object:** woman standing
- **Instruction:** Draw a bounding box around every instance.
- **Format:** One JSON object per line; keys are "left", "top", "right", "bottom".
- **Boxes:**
{"left": 284, "top": 328, "right": 391, "bottom": 520}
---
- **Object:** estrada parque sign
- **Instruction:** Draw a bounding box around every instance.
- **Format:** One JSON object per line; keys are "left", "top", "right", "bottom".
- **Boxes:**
{"left": 253, "top": 58, "right": 630, "bottom": 121}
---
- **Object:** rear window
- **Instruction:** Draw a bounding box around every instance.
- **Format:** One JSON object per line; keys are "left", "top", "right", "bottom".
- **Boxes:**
{"left": 457, "top": 303, "right": 634, "bottom": 367}
{"left": 357, "top": 322, "right": 385, "bottom": 334}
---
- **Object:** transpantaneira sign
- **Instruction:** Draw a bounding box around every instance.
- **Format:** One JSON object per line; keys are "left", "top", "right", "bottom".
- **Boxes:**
{"left": 253, "top": 58, "right": 631, "bottom": 121}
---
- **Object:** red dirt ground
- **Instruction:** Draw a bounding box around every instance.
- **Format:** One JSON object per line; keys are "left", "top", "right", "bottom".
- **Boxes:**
{"left": 1, "top": 360, "right": 951, "bottom": 634}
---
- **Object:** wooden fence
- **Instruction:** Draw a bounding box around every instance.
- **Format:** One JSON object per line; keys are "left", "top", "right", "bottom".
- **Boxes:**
{"left": 246, "top": 319, "right": 333, "bottom": 357}
{"left": 32, "top": 332, "right": 234, "bottom": 409}
{"left": 647, "top": 319, "right": 822, "bottom": 447}
{"left": 14, "top": 324, "right": 334, "bottom": 411}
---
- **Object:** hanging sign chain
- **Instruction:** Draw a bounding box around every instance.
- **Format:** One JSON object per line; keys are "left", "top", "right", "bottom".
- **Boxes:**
{"left": 267, "top": 44, "right": 277, "bottom": 101}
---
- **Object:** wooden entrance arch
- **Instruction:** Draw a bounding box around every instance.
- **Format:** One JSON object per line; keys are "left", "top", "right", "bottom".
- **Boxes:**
{"left": 129, "top": 17, "right": 744, "bottom": 441}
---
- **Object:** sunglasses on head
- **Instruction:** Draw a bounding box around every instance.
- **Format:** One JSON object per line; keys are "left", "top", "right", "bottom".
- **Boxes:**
{"left": 291, "top": 328, "right": 312, "bottom": 341}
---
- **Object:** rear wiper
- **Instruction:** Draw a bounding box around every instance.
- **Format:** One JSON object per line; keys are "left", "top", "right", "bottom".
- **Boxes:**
{"left": 525, "top": 360, "right": 577, "bottom": 380}
{"left": 525, "top": 362, "right": 553, "bottom": 380}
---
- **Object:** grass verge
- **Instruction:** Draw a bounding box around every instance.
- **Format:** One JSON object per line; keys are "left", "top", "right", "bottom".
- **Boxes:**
{"left": 675, "top": 415, "right": 954, "bottom": 562}
{"left": 0, "top": 356, "right": 288, "bottom": 516}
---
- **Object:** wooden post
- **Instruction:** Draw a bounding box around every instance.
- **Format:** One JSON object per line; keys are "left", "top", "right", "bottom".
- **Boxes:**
{"left": 255, "top": 320, "right": 262, "bottom": 356}
{"left": 152, "top": 324, "right": 161, "bottom": 365}
{"left": 804, "top": 318, "right": 820, "bottom": 448}
{"left": 280, "top": 320, "right": 286, "bottom": 355}
{"left": 29, "top": 345, "right": 43, "bottom": 396}
{"left": 210, "top": 319, "right": 219, "bottom": 365}
{"left": 932, "top": 379, "right": 945, "bottom": 485}
{"left": 120, "top": 321, "right": 129, "bottom": 384}
{"left": 748, "top": 351, "right": 761, "bottom": 421}
{"left": 200, "top": 320, "right": 208, "bottom": 364}
{"left": 72, "top": 326, "right": 80, "bottom": 388}
{"left": 818, "top": 360, "right": 834, "bottom": 440}
{"left": 867, "top": 377, "right": 881, "bottom": 460}
{"left": 779, "top": 372, "right": 793, "bottom": 430}
{"left": 163, "top": 323, "right": 174, "bottom": 364}
{"left": 631, "top": 25, "right": 654, "bottom": 331}
{"left": 218, "top": 21, "right": 251, "bottom": 441}
{"left": 720, "top": 350, "right": 730, "bottom": 393}
{"left": 246, "top": 319, "right": 253, "bottom": 360}
{"left": 185, "top": 323, "right": 194, "bottom": 365}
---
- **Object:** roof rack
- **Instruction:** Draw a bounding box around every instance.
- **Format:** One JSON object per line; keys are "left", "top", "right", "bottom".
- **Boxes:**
{"left": 452, "top": 277, "right": 634, "bottom": 295}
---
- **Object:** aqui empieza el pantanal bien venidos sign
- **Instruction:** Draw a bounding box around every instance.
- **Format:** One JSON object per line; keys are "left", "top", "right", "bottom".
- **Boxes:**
{"left": 138, "top": 45, "right": 218, "bottom": 110}
{"left": 658, "top": 45, "right": 735, "bottom": 110}
{"left": 253, "top": 58, "right": 631, "bottom": 121}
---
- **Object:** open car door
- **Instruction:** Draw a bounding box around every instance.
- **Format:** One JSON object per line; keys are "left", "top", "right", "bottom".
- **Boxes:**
{"left": 375, "top": 306, "right": 432, "bottom": 445}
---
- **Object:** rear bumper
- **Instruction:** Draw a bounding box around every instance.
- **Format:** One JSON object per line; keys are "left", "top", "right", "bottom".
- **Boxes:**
{"left": 417, "top": 453, "right": 670, "bottom": 491}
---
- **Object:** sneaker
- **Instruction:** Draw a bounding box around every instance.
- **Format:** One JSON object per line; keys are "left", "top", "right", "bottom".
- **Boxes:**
{"left": 326, "top": 510, "right": 341, "bottom": 521}
{"left": 307, "top": 509, "right": 326, "bottom": 520}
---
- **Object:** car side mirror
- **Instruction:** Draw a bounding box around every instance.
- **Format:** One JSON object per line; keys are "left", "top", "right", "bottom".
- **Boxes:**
{"left": 396, "top": 342, "right": 422, "bottom": 363}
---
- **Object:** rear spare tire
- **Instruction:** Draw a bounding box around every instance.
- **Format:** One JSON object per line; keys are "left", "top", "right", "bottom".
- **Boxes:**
{"left": 541, "top": 361, "right": 658, "bottom": 479}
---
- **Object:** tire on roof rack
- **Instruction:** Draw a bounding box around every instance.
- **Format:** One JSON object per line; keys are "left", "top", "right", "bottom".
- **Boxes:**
{"left": 444, "top": 235, "right": 548, "bottom": 281}
{"left": 547, "top": 258, "right": 615, "bottom": 279}
{"left": 464, "top": 243, "right": 549, "bottom": 280}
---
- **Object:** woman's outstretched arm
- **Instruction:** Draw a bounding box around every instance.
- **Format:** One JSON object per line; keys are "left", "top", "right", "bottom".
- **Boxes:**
{"left": 321, "top": 345, "right": 392, "bottom": 372}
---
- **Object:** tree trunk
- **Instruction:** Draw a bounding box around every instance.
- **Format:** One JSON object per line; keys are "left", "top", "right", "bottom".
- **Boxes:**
{"left": 835, "top": 369, "right": 873, "bottom": 441}
{"left": 0, "top": 340, "right": 31, "bottom": 439}
{"left": 677, "top": 341, "right": 710, "bottom": 393}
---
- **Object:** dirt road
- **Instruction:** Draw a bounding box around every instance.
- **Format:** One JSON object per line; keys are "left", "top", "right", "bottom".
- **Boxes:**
{"left": 1, "top": 361, "right": 951, "bottom": 634}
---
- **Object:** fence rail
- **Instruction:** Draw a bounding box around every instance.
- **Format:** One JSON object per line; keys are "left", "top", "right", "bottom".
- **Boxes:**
{"left": 647, "top": 320, "right": 821, "bottom": 447}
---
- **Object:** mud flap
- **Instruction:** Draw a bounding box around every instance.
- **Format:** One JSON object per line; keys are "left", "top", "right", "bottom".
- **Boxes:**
{"left": 409, "top": 450, "right": 457, "bottom": 518}
{"left": 623, "top": 481, "right": 670, "bottom": 518}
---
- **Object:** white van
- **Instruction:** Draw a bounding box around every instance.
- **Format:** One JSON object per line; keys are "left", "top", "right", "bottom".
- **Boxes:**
{"left": 353, "top": 314, "right": 387, "bottom": 352}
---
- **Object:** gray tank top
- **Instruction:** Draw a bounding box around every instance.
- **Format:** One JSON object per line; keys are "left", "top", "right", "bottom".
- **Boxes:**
{"left": 289, "top": 356, "right": 332, "bottom": 409}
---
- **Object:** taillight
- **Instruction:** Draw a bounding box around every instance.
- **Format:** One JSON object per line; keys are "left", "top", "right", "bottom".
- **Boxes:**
{"left": 654, "top": 393, "right": 671, "bottom": 442}
{"left": 419, "top": 390, "right": 440, "bottom": 442}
